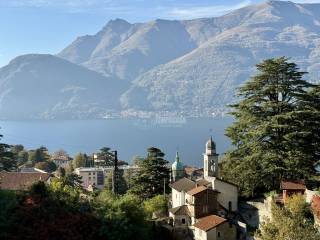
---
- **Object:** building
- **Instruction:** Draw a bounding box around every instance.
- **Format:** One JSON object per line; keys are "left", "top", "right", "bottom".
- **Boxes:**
{"left": 74, "top": 168, "right": 105, "bottom": 190}
{"left": 169, "top": 137, "right": 238, "bottom": 240}
{"left": 51, "top": 150, "right": 72, "bottom": 168}
{"left": 193, "top": 215, "right": 237, "bottom": 240}
{"left": 203, "top": 137, "right": 219, "bottom": 178}
{"left": 0, "top": 172, "right": 51, "bottom": 191}
{"left": 171, "top": 177, "right": 196, "bottom": 208}
{"left": 172, "top": 151, "right": 185, "bottom": 182}
{"left": 278, "top": 180, "right": 306, "bottom": 204}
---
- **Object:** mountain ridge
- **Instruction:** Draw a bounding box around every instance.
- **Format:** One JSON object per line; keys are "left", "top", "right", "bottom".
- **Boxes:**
{"left": 1, "top": 1, "right": 320, "bottom": 119}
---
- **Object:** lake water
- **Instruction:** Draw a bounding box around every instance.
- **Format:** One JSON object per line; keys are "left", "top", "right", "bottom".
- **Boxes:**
{"left": 0, "top": 117, "right": 233, "bottom": 167}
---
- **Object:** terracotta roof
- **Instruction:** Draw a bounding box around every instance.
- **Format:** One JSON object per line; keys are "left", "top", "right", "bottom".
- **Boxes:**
{"left": 281, "top": 180, "right": 306, "bottom": 190}
{"left": 184, "top": 166, "right": 203, "bottom": 176}
{"left": 312, "top": 195, "right": 320, "bottom": 219}
{"left": 196, "top": 178, "right": 211, "bottom": 187}
{"left": 193, "top": 215, "right": 227, "bottom": 232}
{"left": 187, "top": 186, "right": 208, "bottom": 196}
{"left": 170, "top": 177, "right": 195, "bottom": 192}
{"left": 0, "top": 172, "right": 51, "bottom": 191}
{"left": 169, "top": 205, "right": 191, "bottom": 216}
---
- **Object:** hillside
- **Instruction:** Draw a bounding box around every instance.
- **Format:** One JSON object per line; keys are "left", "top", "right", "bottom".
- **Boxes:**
{"left": 0, "top": 54, "right": 126, "bottom": 119}
{"left": 2, "top": 1, "right": 320, "bottom": 119}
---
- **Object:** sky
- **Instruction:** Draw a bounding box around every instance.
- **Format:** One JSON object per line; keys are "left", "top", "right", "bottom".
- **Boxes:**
{"left": 0, "top": 0, "right": 319, "bottom": 67}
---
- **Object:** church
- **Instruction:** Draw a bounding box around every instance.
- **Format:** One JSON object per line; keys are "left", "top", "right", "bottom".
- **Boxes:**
{"left": 169, "top": 137, "right": 240, "bottom": 240}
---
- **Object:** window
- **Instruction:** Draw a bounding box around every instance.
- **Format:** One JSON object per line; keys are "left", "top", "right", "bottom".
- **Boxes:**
{"left": 93, "top": 172, "right": 96, "bottom": 175}
{"left": 182, "top": 218, "right": 185, "bottom": 224}
{"left": 88, "top": 172, "right": 91, "bottom": 175}
{"left": 218, "top": 232, "right": 221, "bottom": 238}
{"left": 228, "top": 201, "right": 232, "bottom": 211}
{"left": 89, "top": 177, "right": 91, "bottom": 180}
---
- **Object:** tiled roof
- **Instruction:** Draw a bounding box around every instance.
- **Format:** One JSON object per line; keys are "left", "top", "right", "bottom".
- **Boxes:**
{"left": 312, "top": 195, "right": 320, "bottom": 219}
{"left": 193, "top": 215, "right": 227, "bottom": 232}
{"left": 187, "top": 186, "right": 208, "bottom": 196}
{"left": 281, "top": 180, "right": 306, "bottom": 190}
{"left": 169, "top": 205, "right": 191, "bottom": 216}
{"left": 0, "top": 172, "right": 51, "bottom": 190}
{"left": 170, "top": 177, "right": 195, "bottom": 192}
{"left": 184, "top": 166, "right": 203, "bottom": 176}
{"left": 196, "top": 178, "right": 211, "bottom": 187}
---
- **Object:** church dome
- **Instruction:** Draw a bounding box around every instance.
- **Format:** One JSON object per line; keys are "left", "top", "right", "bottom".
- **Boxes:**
{"left": 172, "top": 152, "right": 184, "bottom": 171}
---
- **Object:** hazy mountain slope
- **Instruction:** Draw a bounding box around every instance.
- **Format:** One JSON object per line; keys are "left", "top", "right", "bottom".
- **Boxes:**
{"left": 121, "top": 1, "right": 320, "bottom": 112}
{"left": 59, "top": 19, "right": 200, "bottom": 80}
{"left": 0, "top": 54, "right": 126, "bottom": 119}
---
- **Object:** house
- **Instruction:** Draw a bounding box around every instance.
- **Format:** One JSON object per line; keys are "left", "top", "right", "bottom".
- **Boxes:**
{"left": 74, "top": 167, "right": 105, "bottom": 190}
{"left": 169, "top": 137, "right": 239, "bottom": 240}
{"left": 186, "top": 186, "right": 219, "bottom": 224}
{"left": 51, "top": 150, "right": 72, "bottom": 168}
{"left": 170, "top": 177, "right": 196, "bottom": 208}
{"left": 280, "top": 180, "right": 306, "bottom": 203}
{"left": 0, "top": 172, "right": 51, "bottom": 191}
{"left": 193, "top": 215, "right": 237, "bottom": 240}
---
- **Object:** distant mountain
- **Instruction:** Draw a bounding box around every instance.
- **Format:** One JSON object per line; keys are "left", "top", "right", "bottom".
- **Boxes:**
{"left": 2, "top": 1, "right": 320, "bottom": 119}
{"left": 0, "top": 54, "right": 126, "bottom": 119}
{"left": 58, "top": 1, "right": 320, "bottom": 116}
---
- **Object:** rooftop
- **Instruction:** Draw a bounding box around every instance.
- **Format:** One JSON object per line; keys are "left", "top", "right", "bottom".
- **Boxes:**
{"left": 187, "top": 185, "right": 208, "bottom": 196}
{"left": 169, "top": 205, "right": 191, "bottom": 216}
{"left": 170, "top": 177, "right": 195, "bottom": 192}
{"left": 193, "top": 215, "right": 227, "bottom": 232}
{"left": 281, "top": 180, "right": 306, "bottom": 190}
{"left": 0, "top": 172, "right": 51, "bottom": 191}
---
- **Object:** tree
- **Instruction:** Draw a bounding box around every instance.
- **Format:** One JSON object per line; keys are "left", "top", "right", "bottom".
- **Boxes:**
{"left": 223, "top": 57, "right": 318, "bottom": 196}
{"left": 96, "top": 147, "right": 115, "bottom": 166}
{"left": 255, "top": 195, "right": 319, "bottom": 240}
{"left": 143, "top": 195, "right": 167, "bottom": 218}
{"left": 96, "top": 147, "right": 128, "bottom": 167}
{"left": 0, "top": 134, "right": 15, "bottom": 171}
{"left": 17, "top": 150, "right": 28, "bottom": 166}
{"left": 72, "top": 153, "right": 88, "bottom": 168}
{"left": 94, "top": 190, "right": 150, "bottom": 240}
{"left": 28, "top": 146, "right": 50, "bottom": 165}
{"left": 130, "top": 147, "right": 169, "bottom": 199}
{"left": 35, "top": 161, "right": 57, "bottom": 173}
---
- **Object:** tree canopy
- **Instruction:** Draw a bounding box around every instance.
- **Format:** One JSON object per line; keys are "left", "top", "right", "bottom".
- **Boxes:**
{"left": 130, "top": 147, "right": 169, "bottom": 199}
{"left": 221, "top": 57, "right": 320, "bottom": 196}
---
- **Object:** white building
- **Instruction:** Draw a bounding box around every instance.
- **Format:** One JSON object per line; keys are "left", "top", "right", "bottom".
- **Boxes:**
{"left": 51, "top": 150, "right": 71, "bottom": 168}
{"left": 74, "top": 167, "right": 105, "bottom": 190}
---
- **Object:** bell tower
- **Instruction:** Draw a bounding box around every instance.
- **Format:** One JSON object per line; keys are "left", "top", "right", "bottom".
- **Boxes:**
{"left": 203, "top": 137, "right": 219, "bottom": 178}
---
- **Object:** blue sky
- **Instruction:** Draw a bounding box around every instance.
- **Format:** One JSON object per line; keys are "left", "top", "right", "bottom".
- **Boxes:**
{"left": 0, "top": 0, "right": 319, "bottom": 67}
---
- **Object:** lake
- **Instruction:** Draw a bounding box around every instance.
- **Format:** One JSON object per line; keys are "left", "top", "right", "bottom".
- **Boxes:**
{"left": 0, "top": 117, "right": 233, "bottom": 167}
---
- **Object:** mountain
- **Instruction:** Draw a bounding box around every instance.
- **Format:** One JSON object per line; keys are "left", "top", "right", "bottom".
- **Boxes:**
{"left": 57, "top": 1, "right": 320, "bottom": 116}
{"left": 0, "top": 54, "right": 126, "bottom": 119}
{"left": 121, "top": 1, "right": 320, "bottom": 112}
{"left": 2, "top": 1, "right": 320, "bottom": 119}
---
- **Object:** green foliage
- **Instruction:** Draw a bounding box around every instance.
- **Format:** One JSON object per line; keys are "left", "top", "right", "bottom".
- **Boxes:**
{"left": 222, "top": 57, "right": 319, "bottom": 197}
{"left": 28, "top": 146, "right": 50, "bottom": 165}
{"left": 130, "top": 147, "right": 169, "bottom": 199}
{"left": 0, "top": 190, "right": 17, "bottom": 239}
{"left": 94, "top": 190, "right": 150, "bottom": 240}
{"left": 143, "top": 195, "right": 167, "bottom": 218}
{"left": 72, "top": 153, "right": 89, "bottom": 168}
{"left": 0, "top": 134, "right": 15, "bottom": 171}
{"left": 35, "top": 161, "right": 57, "bottom": 172}
{"left": 255, "top": 195, "right": 319, "bottom": 240}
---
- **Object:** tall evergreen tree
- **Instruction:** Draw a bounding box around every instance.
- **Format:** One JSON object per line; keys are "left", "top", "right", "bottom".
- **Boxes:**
{"left": 130, "top": 147, "right": 169, "bottom": 199}
{"left": 0, "top": 134, "right": 15, "bottom": 171}
{"left": 222, "top": 57, "right": 318, "bottom": 196}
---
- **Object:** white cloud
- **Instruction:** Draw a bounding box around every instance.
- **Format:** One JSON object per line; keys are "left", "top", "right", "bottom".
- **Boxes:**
{"left": 165, "top": 0, "right": 252, "bottom": 19}
{"left": 292, "top": 0, "right": 320, "bottom": 3}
